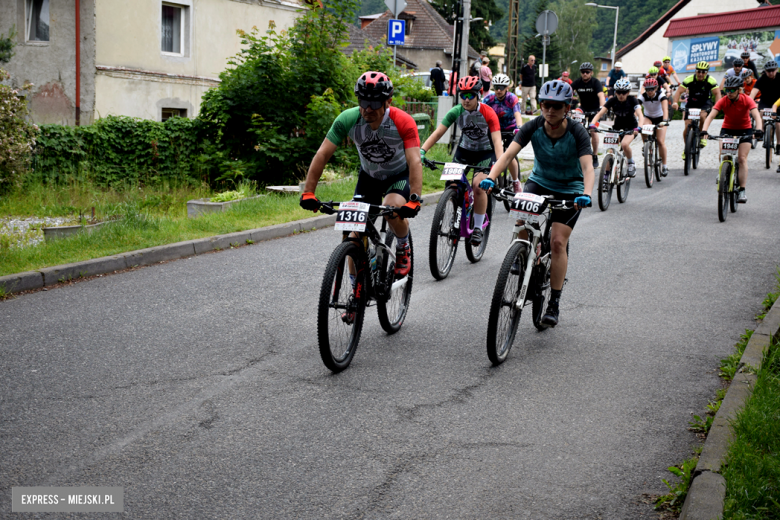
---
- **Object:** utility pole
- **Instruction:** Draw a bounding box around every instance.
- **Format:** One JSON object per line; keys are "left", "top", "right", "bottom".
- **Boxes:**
{"left": 459, "top": 0, "right": 471, "bottom": 80}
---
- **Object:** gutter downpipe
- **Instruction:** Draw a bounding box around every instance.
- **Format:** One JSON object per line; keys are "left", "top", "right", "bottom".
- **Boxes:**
{"left": 75, "top": 0, "right": 81, "bottom": 126}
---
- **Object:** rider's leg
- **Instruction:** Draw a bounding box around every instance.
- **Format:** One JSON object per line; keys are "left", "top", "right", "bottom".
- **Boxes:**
{"left": 383, "top": 192, "right": 409, "bottom": 238}
{"left": 549, "top": 222, "right": 573, "bottom": 291}
{"left": 737, "top": 141, "right": 750, "bottom": 189}
{"left": 591, "top": 128, "right": 599, "bottom": 156}
{"left": 682, "top": 118, "right": 690, "bottom": 143}
{"left": 658, "top": 127, "right": 668, "bottom": 164}
{"left": 508, "top": 157, "right": 519, "bottom": 182}
{"left": 621, "top": 134, "right": 634, "bottom": 160}
{"left": 472, "top": 171, "right": 489, "bottom": 216}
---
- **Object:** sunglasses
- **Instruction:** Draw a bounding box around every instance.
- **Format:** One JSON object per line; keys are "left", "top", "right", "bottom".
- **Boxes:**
{"left": 358, "top": 99, "right": 384, "bottom": 110}
{"left": 460, "top": 92, "right": 477, "bottom": 100}
{"left": 724, "top": 88, "right": 739, "bottom": 93}
{"left": 645, "top": 88, "right": 657, "bottom": 92}
{"left": 615, "top": 90, "right": 629, "bottom": 95}
{"left": 696, "top": 70, "right": 708, "bottom": 74}
{"left": 494, "top": 85, "right": 507, "bottom": 91}
{"left": 581, "top": 70, "right": 592, "bottom": 74}
{"left": 541, "top": 102, "right": 564, "bottom": 111}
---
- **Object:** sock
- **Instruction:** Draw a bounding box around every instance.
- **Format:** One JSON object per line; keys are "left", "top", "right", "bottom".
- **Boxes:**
{"left": 396, "top": 234, "right": 409, "bottom": 247}
{"left": 474, "top": 213, "right": 486, "bottom": 229}
{"left": 550, "top": 289, "right": 562, "bottom": 304}
{"left": 628, "top": 158, "right": 635, "bottom": 164}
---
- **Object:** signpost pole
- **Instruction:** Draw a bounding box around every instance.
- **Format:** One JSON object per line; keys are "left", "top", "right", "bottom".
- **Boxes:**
{"left": 393, "top": 0, "right": 398, "bottom": 65}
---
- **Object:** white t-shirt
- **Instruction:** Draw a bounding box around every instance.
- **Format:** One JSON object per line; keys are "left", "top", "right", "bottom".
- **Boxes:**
{"left": 638, "top": 91, "right": 668, "bottom": 119}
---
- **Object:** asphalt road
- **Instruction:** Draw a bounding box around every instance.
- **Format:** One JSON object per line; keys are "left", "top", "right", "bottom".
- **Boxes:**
{"left": 2, "top": 121, "right": 780, "bottom": 519}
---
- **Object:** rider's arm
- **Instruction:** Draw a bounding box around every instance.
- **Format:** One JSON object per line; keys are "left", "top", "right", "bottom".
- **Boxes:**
{"left": 662, "top": 98, "right": 669, "bottom": 120}
{"left": 751, "top": 107, "right": 763, "bottom": 132}
{"left": 404, "top": 146, "right": 423, "bottom": 196}
{"left": 700, "top": 108, "right": 720, "bottom": 133}
{"left": 590, "top": 104, "right": 609, "bottom": 125}
{"left": 491, "top": 130, "right": 505, "bottom": 159}
{"left": 422, "top": 104, "right": 462, "bottom": 152}
{"left": 633, "top": 104, "right": 644, "bottom": 128}
{"left": 673, "top": 85, "right": 686, "bottom": 106}
{"left": 750, "top": 87, "right": 760, "bottom": 100}
{"left": 421, "top": 124, "right": 449, "bottom": 153}
{"left": 303, "top": 139, "right": 338, "bottom": 193}
{"left": 579, "top": 155, "right": 594, "bottom": 199}
{"left": 673, "top": 72, "right": 681, "bottom": 84}
{"left": 712, "top": 83, "right": 722, "bottom": 103}
{"left": 597, "top": 91, "right": 606, "bottom": 108}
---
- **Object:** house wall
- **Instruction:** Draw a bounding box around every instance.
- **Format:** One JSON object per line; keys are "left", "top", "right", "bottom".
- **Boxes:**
{"left": 0, "top": 0, "right": 97, "bottom": 125}
{"left": 396, "top": 48, "right": 451, "bottom": 72}
{"left": 94, "top": 0, "right": 302, "bottom": 121}
{"left": 618, "top": 0, "right": 756, "bottom": 75}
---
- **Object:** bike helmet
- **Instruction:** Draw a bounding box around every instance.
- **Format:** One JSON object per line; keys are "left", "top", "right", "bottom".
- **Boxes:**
{"left": 492, "top": 73, "right": 511, "bottom": 87}
{"left": 733, "top": 59, "right": 744, "bottom": 67}
{"left": 538, "top": 80, "right": 573, "bottom": 104}
{"left": 643, "top": 77, "right": 658, "bottom": 89}
{"left": 562, "top": 71, "right": 569, "bottom": 77}
{"left": 765, "top": 60, "right": 778, "bottom": 71}
{"left": 579, "top": 62, "right": 594, "bottom": 72}
{"left": 614, "top": 78, "right": 631, "bottom": 93}
{"left": 457, "top": 75, "right": 482, "bottom": 93}
{"left": 696, "top": 61, "right": 710, "bottom": 71}
{"left": 662, "top": 56, "right": 671, "bottom": 62}
{"left": 741, "top": 51, "right": 750, "bottom": 59}
{"left": 724, "top": 75, "right": 743, "bottom": 89}
{"left": 355, "top": 71, "right": 394, "bottom": 101}
{"left": 741, "top": 68, "right": 753, "bottom": 79}
{"left": 615, "top": 61, "right": 623, "bottom": 68}
{"left": 653, "top": 60, "right": 663, "bottom": 68}
{"left": 648, "top": 66, "right": 659, "bottom": 74}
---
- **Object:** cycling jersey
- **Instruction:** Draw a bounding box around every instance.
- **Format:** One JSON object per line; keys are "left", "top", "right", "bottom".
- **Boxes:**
{"left": 571, "top": 77, "right": 603, "bottom": 112}
{"left": 638, "top": 91, "right": 668, "bottom": 119}
{"left": 662, "top": 64, "right": 675, "bottom": 75}
{"left": 755, "top": 74, "right": 780, "bottom": 109}
{"left": 724, "top": 68, "right": 743, "bottom": 78}
{"left": 481, "top": 92, "right": 521, "bottom": 131}
{"left": 713, "top": 93, "right": 756, "bottom": 130}
{"left": 604, "top": 95, "right": 641, "bottom": 130}
{"left": 326, "top": 106, "right": 419, "bottom": 180}
{"left": 514, "top": 116, "right": 592, "bottom": 194}
{"left": 743, "top": 77, "right": 759, "bottom": 98}
{"left": 682, "top": 74, "right": 718, "bottom": 106}
{"left": 442, "top": 103, "right": 501, "bottom": 152}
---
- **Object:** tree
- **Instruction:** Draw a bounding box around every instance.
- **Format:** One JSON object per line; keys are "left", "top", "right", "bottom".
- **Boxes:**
{"left": 0, "top": 25, "right": 17, "bottom": 64}
{"left": 429, "top": 0, "right": 503, "bottom": 53}
{"left": 552, "top": 0, "right": 596, "bottom": 75}
{"left": 522, "top": 0, "right": 561, "bottom": 82}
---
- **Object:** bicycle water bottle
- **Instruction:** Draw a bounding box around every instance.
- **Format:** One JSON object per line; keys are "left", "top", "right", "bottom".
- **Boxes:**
{"left": 369, "top": 249, "right": 377, "bottom": 272}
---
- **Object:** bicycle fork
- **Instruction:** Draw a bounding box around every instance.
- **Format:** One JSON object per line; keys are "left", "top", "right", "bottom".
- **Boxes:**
{"left": 510, "top": 225, "right": 542, "bottom": 310}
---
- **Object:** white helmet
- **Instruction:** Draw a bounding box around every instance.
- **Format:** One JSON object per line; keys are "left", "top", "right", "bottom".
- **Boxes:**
{"left": 615, "top": 61, "right": 623, "bottom": 68}
{"left": 614, "top": 78, "right": 631, "bottom": 92}
{"left": 492, "top": 73, "right": 511, "bottom": 87}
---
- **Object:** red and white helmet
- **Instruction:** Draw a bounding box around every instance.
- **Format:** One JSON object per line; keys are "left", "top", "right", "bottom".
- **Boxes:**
{"left": 355, "top": 71, "right": 394, "bottom": 101}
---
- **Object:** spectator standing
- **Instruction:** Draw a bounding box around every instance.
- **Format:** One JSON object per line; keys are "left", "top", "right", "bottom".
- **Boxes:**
{"left": 480, "top": 57, "right": 493, "bottom": 95}
{"left": 606, "top": 61, "right": 627, "bottom": 97}
{"left": 520, "top": 55, "right": 537, "bottom": 114}
{"left": 470, "top": 52, "right": 487, "bottom": 76}
{"left": 430, "top": 61, "right": 446, "bottom": 96}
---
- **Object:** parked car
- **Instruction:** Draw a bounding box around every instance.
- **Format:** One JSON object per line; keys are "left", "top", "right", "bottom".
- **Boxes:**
{"left": 723, "top": 49, "right": 764, "bottom": 69}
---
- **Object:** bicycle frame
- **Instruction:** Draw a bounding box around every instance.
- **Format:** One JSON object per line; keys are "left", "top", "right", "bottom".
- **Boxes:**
{"left": 426, "top": 160, "right": 491, "bottom": 240}
{"left": 597, "top": 128, "right": 631, "bottom": 186}
{"left": 714, "top": 138, "right": 739, "bottom": 193}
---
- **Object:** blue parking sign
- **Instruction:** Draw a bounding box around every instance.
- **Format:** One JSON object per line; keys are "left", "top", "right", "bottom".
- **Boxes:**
{"left": 388, "top": 19, "right": 405, "bottom": 46}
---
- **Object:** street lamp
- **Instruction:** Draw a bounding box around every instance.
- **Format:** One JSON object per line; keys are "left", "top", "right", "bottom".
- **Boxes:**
{"left": 585, "top": 3, "right": 619, "bottom": 70}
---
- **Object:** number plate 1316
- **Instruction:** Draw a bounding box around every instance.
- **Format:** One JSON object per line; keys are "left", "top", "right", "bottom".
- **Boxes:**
{"left": 335, "top": 201, "right": 370, "bottom": 232}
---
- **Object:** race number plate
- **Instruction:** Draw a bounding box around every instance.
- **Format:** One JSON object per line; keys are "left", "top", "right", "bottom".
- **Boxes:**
{"left": 641, "top": 124, "right": 655, "bottom": 135}
{"left": 687, "top": 108, "right": 701, "bottom": 118}
{"left": 720, "top": 137, "right": 739, "bottom": 152}
{"left": 763, "top": 108, "right": 774, "bottom": 120}
{"left": 510, "top": 193, "right": 547, "bottom": 223}
{"left": 335, "top": 201, "right": 370, "bottom": 232}
{"left": 602, "top": 132, "right": 620, "bottom": 145}
{"left": 571, "top": 112, "right": 584, "bottom": 124}
{"left": 440, "top": 162, "right": 467, "bottom": 181}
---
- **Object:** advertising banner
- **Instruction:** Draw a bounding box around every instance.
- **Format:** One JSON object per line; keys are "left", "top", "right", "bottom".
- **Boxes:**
{"left": 671, "top": 29, "right": 780, "bottom": 72}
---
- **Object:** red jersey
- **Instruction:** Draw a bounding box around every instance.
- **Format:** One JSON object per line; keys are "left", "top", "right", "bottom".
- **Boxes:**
{"left": 714, "top": 93, "right": 757, "bottom": 130}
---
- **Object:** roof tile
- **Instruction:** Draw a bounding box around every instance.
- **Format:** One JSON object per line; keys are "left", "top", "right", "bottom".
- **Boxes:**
{"left": 663, "top": 4, "right": 780, "bottom": 38}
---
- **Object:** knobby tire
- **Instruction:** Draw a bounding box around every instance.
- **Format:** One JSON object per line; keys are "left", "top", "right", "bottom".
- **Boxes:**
{"left": 718, "top": 162, "right": 730, "bottom": 222}
{"left": 643, "top": 141, "right": 654, "bottom": 188}
{"left": 428, "top": 189, "right": 459, "bottom": 280}
{"left": 617, "top": 157, "right": 630, "bottom": 203}
{"left": 486, "top": 241, "right": 528, "bottom": 365}
{"left": 377, "top": 229, "right": 413, "bottom": 334}
{"left": 684, "top": 130, "right": 694, "bottom": 176}
{"left": 465, "top": 194, "right": 493, "bottom": 263}
{"left": 598, "top": 154, "right": 613, "bottom": 211}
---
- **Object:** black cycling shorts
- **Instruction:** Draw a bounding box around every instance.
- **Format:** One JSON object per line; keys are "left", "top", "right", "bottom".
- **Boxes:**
{"left": 684, "top": 101, "right": 712, "bottom": 118}
{"left": 646, "top": 115, "right": 664, "bottom": 126}
{"left": 354, "top": 169, "right": 410, "bottom": 207}
{"left": 522, "top": 180, "right": 582, "bottom": 230}
{"left": 453, "top": 148, "right": 496, "bottom": 175}
{"left": 720, "top": 128, "right": 753, "bottom": 144}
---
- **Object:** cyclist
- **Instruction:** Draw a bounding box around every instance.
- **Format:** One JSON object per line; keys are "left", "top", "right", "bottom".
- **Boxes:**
{"left": 571, "top": 62, "right": 605, "bottom": 168}
{"left": 420, "top": 75, "right": 503, "bottom": 246}
{"left": 661, "top": 57, "right": 681, "bottom": 85}
{"left": 559, "top": 71, "right": 573, "bottom": 85}
{"left": 480, "top": 80, "right": 594, "bottom": 327}
{"left": 750, "top": 60, "right": 780, "bottom": 155}
{"left": 300, "top": 71, "right": 422, "bottom": 278}
{"left": 672, "top": 61, "right": 721, "bottom": 159}
{"left": 701, "top": 75, "right": 762, "bottom": 204}
{"left": 646, "top": 66, "right": 671, "bottom": 97}
{"left": 482, "top": 73, "right": 523, "bottom": 194}
{"left": 720, "top": 58, "right": 746, "bottom": 89}
{"left": 741, "top": 69, "right": 758, "bottom": 98}
{"left": 638, "top": 77, "right": 670, "bottom": 176}
{"left": 741, "top": 50, "right": 759, "bottom": 79}
{"left": 605, "top": 61, "right": 627, "bottom": 98}
{"left": 590, "top": 78, "right": 644, "bottom": 177}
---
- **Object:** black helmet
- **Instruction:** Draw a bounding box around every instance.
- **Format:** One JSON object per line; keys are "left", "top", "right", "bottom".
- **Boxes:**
{"left": 579, "top": 62, "right": 593, "bottom": 72}
{"left": 765, "top": 60, "right": 778, "bottom": 71}
{"left": 740, "top": 51, "right": 750, "bottom": 59}
{"left": 724, "top": 75, "right": 743, "bottom": 89}
{"left": 733, "top": 59, "right": 744, "bottom": 67}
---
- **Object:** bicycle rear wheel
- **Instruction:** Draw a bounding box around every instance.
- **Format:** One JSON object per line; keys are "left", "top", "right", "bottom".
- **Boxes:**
{"left": 684, "top": 130, "right": 694, "bottom": 176}
{"left": 730, "top": 166, "right": 739, "bottom": 214}
{"left": 317, "top": 241, "right": 367, "bottom": 372}
{"left": 654, "top": 142, "right": 662, "bottom": 182}
{"left": 692, "top": 128, "right": 700, "bottom": 169}
{"left": 718, "top": 162, "right": 730, "bottom": 222}
{"left": 617, "top": 158, "right": 630, "bottom": 203}
{"left": 486, "top": 241, "right": 528, "bottom": 365}
{"left": 532, "top": 234, "right": 552, "bottom": 332}
{"left": 465, "top": 194, "right": 493, "bottom": 263}
{"left": 766, "top": 125, "right": 774, "bottom": 169}
{"left": 643, "top": 141, "right": 654, "bottom": 188}
{"left": 598, "top": 154, "right": 613, "bottom": 211}
{"left": 377, "top": 230, "right": 413, "bottom": 334}
{"left": 428, "top": 189, "right": 459, "bottom": 280}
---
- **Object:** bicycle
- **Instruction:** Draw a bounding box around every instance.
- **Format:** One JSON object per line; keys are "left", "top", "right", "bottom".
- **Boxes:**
{"left": 641, "top": 121, "right": 669, "bottom": 188}
{"left": 593, "top": 127, "right": 634, "bottom": 210}
{"left": 762, "top": 109, "right": 776, "bottom": 169}
{"left": 485, "top": 188, "right": 588, "bottom": 365}
{"left": 496, "top": 130, "right": 520, "bottom": 212}
{"left": 708, "top": 134, "right": 744, "bottom": 222}
{"left": 315, "top": 198, "right": 417, "bottom": 371}
{"left": 425, "top": 159, "right": 494, "bottom": 280}
{"left": 683, "top": 107, "right": 704, "bottom": 176}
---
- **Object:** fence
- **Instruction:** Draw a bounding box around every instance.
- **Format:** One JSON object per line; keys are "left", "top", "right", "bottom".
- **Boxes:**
{"left": 398, "top": 99, "right": 438, "bottom": 142}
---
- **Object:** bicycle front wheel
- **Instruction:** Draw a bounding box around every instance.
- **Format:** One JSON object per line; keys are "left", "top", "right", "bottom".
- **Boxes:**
{"left": 486, "top": 241, "right": 528, "bottom": 365}
{"left": 598, "top": 154, "right": 613, "bottom": 211}
{"left": 617, "top": 159, "right": 631, "bottom": 203}
{"left": 317, "top": 241, "right": 367, "bottom": 372}
{"left": 377, "top": 230, "right": 413, "bottom": 334}
{"left": 718, "top": 162, "right": 730, "bottom": 222}
{"left": 684, "top": 130, "right": 694, "bottom": 176}
{"left": 428, "top": 189, "right": 459, "bottom": 280}
{"left": 654, "top": 142, "right": 662, "bottom": 182}
{"left": 730, "top": 167, "right": 739, "bottom": 214}
{"left": 643, "top": 141, "right": 654, "bottom": 188}
{"left": 692, "top": 128, "right": 700, "bottom": 169}
{"left": 465, "top": 194, "right": 493, "bottom": 263}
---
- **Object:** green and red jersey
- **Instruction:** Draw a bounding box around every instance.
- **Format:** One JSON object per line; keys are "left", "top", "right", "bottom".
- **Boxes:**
{"left": 326, "top": 106, "right": 420, "bottom": 180}
{"left": 441, "top": 103, "right": 500, "bottom": 152}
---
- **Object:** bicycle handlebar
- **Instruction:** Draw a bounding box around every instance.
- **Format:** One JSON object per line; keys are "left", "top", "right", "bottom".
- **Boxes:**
{"left": 423, "top": 158, "right": 492, "bottom": 173}
{"left": 317, "top": 199, "right": 422, "bottom": 216}
{"left": 491, "top": 187, "right": 592, "bottom": 208}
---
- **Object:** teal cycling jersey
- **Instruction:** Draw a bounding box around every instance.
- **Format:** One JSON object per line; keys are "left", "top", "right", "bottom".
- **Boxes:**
{"left": 514, "top": 116, "right": 592, "bottom": 194}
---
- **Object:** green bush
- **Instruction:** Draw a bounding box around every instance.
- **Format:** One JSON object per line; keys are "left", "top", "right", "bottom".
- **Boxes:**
{"left": 0, "top": 68, "right": 38, "bottom": 193}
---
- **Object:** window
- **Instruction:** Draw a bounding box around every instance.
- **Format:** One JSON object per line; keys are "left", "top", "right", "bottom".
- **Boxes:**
{"left": 26, "top": 0, "right": 50, "bottom": 42}
{"left": 161, "top": 108, "right": 187, "bottom": 121}
{"left": 161, "top": 3, "right": 183, "bottom": 54}
{"left": 601, "top": 62, "right": 608, "bottom": 71}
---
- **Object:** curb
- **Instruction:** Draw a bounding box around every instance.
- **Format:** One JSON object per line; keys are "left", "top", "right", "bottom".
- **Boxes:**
{"left": 679, "top": 299, "right": 780, "bottom": 520}
{"left": 0, "top": 191, "right": 446, "bottom": 296}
